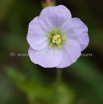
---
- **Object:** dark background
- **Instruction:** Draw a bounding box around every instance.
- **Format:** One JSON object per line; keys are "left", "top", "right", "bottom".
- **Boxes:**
{"left": 0, "top": 0, "right": 103, "bottom": 104}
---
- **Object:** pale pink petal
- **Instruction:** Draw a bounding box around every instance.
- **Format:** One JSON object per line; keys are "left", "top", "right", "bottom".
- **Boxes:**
{"left": 68, "top": 33, "right": 89, "bottom": 51}
{"left": 27, "top": 17, "right": 48, "bottom": 50}
{"left": 57, "top": 40, "right": 81, "bottom": 68}
{"left": 39, "top": 5, "right": 72, "bottom": 31}
{"left": 28, "top": 16, "right": 47, "bottom": 35}
{"left": 61, "top": 18, "right": 89, "bottom": 51}
{"left": 31, "top": 40, "right": 49, "bottom": 50}
{"left": 28, "top": 47, "right": 62, "bottom": 68}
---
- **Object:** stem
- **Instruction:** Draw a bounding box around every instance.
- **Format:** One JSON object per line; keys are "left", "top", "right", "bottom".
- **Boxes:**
{"left": 41, "top": 0, "right": 56, "bottom": 8}
{"left": 55, "top": 68, "right": 62, "bottom": 103}
{"left": 56, "top": 68, "right": 62, "bottom": 86}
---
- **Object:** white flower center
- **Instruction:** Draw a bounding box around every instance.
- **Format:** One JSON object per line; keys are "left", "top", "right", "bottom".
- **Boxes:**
{"left": 47, "top": 29, "right": 66, "bottom": 49}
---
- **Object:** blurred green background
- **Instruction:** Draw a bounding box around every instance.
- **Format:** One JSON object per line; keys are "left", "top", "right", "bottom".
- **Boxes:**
{"left": 0, "top": 0, "right": 103, "bottom": 104}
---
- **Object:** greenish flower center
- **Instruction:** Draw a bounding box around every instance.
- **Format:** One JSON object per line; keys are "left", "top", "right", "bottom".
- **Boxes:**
{"left": 47, "top": 29, "right": 66, "bottom": 49}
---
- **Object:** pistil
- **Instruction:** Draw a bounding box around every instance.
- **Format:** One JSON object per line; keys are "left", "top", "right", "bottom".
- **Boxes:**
{"left": 47, "top": 29, "right": 66, "bottom": 49}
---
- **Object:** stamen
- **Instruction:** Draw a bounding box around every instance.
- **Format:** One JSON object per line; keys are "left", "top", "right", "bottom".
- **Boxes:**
{"left": 47, "top": 33, "right": 51, "bottom": 37}
{"left": 49, "top": 43, "right": 52, "bottom": 48}
{"left": 56, "top": 34, "right": 60, "bottom": 38}
{"left": 53, "top": 29, "right": 57, "bottom": 33}
{"left": 58, "top": 38, "right": 61, "bottom": 43}
{"left": 52, "top": 39, "right": 56, "bottom": 43}
{"left": 56, "top": 41, "right": 60, "bottom": 45}
{"left": 61, "top": 36, "right": 66, "bottom": 41}
{"left": 47, "top": 29, "right": 66, "bottom": 49}
{"left": 57, "top": 44, "right": 62, "bottom": 49}
{"left": 53, "top": 36, "right": 57, "bottom": 40}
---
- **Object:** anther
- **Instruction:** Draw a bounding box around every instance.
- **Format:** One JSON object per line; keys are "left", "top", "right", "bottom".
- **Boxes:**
{"left": 53, "top": 36, "right": 57, "bottom": 40}
{"left": 53, "top": 29, "right": 57, "bottom": 33}
{"left": 58, "top": 38, "right": 61, "bottom": 43}
{"left": 52, "top": 39, "right": 56, "bottom": 43}
{"left": 57, "top": 44, "right": 62, "bottom": 49}
{"left": 61, "top": 36, "right": 66, "bottom": 41}
{"left": 56, "top": 35, "right": 60, "bottom": 38}
{"left": 47, "top": 33, "right": 51, "bottom": 38}
{"left": 49, "top": 43, "right": 53, "bottom": 48}
{"left": 56, "top": 41, "right": 60, "bottom": 45}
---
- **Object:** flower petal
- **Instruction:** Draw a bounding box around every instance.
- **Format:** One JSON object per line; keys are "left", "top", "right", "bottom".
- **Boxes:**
{"left": 31, "top": 40, "right": 49, "bottom": 50}
{"left": 27, "top": 17, "right": 48, "bottom": 50}
{"left": 28, "top": 16, "right": 47, "bottom": 35}
{"left": 28, "top": 47, "right": 62, "bottom": 68}
{"left": 42, "top": 48, "right": 62, "bottom": 68}
{"left": 61, "top": 18, "right": 89, "bottom": 51}
{"left": 68, "top": 33, "right": 89, "bottom": 51}
{"left": 57, "top": 40, "right": 81, "bottom": 68}
{"left": 39, "top": 5, "right": 72, "bottom": 31}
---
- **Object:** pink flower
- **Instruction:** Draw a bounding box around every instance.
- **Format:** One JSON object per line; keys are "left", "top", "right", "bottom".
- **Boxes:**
{"left": 27, "top": 5, "right": 89, "bottom": 68}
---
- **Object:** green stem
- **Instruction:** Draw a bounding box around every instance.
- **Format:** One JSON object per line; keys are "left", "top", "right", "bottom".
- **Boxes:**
{"left": 41, "top": 0, "right": 56, "bottom": 8}
{"left": 56, "top": 68, "right": 62, "bottom": 86}
{"left": 55, "top": 68, "right": 62, "bottom": 103}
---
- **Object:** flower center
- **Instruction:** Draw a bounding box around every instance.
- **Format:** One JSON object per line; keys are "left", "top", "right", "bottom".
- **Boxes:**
{"left": 47, "top": 29, "right": 66, "bottom": 49}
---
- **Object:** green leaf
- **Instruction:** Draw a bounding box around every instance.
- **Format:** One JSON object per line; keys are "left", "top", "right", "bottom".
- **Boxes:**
{"left": 56, "top": 83, "right": 75, "bottom": 104}
{"left": 6, "top": 66, "right": 55, "bottom": 103}
{"left": 66, "top": 58, "right": 103, "bottom": 102}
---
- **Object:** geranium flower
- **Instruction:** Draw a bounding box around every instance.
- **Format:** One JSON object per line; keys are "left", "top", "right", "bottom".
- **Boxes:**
{"left": 27, "top": 5, "right": 89, "bottom": 68}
